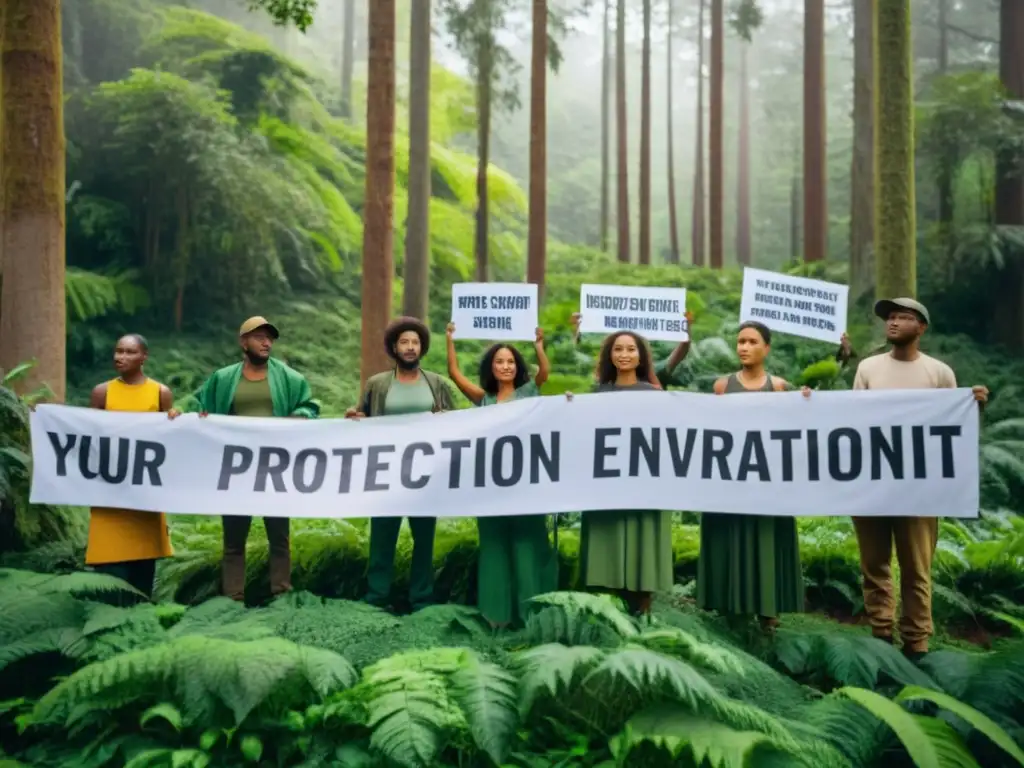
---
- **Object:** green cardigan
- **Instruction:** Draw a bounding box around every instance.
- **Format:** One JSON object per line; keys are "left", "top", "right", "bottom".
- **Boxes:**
{"left": 196, "top": 358, "right": 319, "bottom": 418}
{"left": 360, "top": 369, "right": 454, "bottom": 417}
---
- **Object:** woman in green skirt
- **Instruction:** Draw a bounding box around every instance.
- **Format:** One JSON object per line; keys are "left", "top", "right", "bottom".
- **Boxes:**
{"left": 574, "top": 331, "right": 675, "bottom": 615}
{"left": 446, "top": 323, "right": 556, "bottom": 628}
{"left": 699, "top": 320, "right": 808, "bottom": 633}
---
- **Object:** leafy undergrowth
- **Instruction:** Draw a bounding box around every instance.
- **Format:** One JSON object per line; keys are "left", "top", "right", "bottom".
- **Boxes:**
{"left": 0, "top": 569, "right": 1022, "bottom": 768}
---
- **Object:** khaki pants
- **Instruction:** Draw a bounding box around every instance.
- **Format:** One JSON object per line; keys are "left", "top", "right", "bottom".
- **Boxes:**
{"left": 852, "top": 516, "right": 938, "bottom": 653}
{"left": 222, "top": 516, "right": 291, "bottom": 601}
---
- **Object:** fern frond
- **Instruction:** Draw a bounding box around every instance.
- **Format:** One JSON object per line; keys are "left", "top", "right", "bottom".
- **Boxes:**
{"left": 514, "top": 643, "right": 605, "bottom": 717}
{"left": 774, "top": 629, "right": 935, "bottom": 689}
{"left": 449, "top": 651, "right": 519, "bottom": 765}
{"left": 635, "top": 627, "right": 749, "bottom": 676}
{"left": 363, "top": 667, "right": 455, "bottom": 768}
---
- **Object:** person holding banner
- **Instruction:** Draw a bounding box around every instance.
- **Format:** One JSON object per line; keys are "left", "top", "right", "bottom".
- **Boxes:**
{"left": 851, "top": 298, "right": 988, "bottom": 661}
{"left": 577, "top": 331, "right": 674, "bottom": 615}
{"left": 347, "top": 317, "right": 455, "bottom": 613}
{"left": 699, "top": 321, "right": 806, "bottom": 634}
{"left": 445, "top": 322, "right": 557, "bottom": 627}
{"left": 191, "top": 316, "right": 320, "bottom": 603}
{"left": 570, "top": 312, "right": 693, "bottom": 389}
{"left": 85, "top": 334, "right": 175, "bottom": 598}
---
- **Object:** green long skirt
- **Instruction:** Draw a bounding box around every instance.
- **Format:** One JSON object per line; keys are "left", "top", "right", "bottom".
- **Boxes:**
{"left": 579, "top": 509, "right": 674, "bottom": 592}
{"left": 477, "top": 515, "right": 557, "bottom": 625}
{"left": 697, "top": 513, "right": 804, "bottom": 618}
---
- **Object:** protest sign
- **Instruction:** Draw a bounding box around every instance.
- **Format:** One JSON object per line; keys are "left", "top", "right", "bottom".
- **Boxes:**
{"left": 30, "top": 388, "right": 979, "bottom": 520}
{"left": 450, "top": 282, "right": 538, "bottom": 341}
{"left": 739, "top": 267, "right": 849, "bottom": 344}
{"left": 578, "top": 284, "right": 689, "bottom": 342}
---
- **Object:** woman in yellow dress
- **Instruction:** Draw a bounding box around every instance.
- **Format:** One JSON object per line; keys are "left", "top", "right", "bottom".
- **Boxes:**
{"left": 85, "top": 334, "right": 175, "bottom": 597}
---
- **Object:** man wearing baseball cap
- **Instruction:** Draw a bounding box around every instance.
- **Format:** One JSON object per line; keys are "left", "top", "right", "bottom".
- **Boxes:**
{"left": 851, "top": 297, "right": 988, "bottom": 661}
{"left": 194, "top": 316, "right": 319, "bottom": 602}
{"left": 346, "top": 316, "right": 454, "bottom": 612}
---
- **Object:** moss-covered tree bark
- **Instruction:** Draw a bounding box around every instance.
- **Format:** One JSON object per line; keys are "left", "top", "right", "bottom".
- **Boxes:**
{"left": 360, "top": 0, "right": 395, "bottom": 387}
{"left": 873, "top": 0, "right": 916, "bottom": 300}
{"left": 526, "top": 0, "right": 548, "bottom": 295}
{"left": 0, "top": 0, "right": 66, "bottom": 400}
{"left": 850, "top": 0, "right": 875, "bottom": 303}
{"left": 402, "top": 0, "right": 431, "bottom": 320}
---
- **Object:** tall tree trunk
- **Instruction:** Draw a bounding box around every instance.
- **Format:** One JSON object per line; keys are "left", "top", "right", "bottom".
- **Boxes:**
{"left": 340, "top": 0, "right": 355, "bottom": 120}
{"left": 0, "top": 0, "right": 66, "bottom": 400}
{"left": 708, "top": 0, "right": 724, "bottom": 269}
{"left": 527, "top": 0, "right": 547, "bottom": 294}
{"left": 403, "top": 0, "right": 431, "bottom": 320}
{"left": 615, "top": 0, "right": 630, "bottom": 263}
{"left": 874, "top": 0, "right": 916, "bottom": 299}
{"left": 735, "top": 43, "right": 751, "bottom": 266}
{"left": 936, "top": 0, "right": 954, "bottom": 240}
{"left": 360, "top": 0, "right": 396, "bottom": 387}
{"left": 666, "top": 1, "right": 679, "bottom": 264}
{"left": 599, "top": 0, "right": 611, "bottom": 252}
{"left": 691, "top": 0, "right": 706, "bottom": 266}
{"left": 850, "top": 0, "right": 875, "bottom": 303}
{"left": 993, "top": 0, "right": 1024, "bottom": 348}
{"left": 475, "top": 45, "right": 493, "bottom": 282}
{"left": 638, "top": 0, "right": 652, "bottom": 265}
{"left": 803, "top": 0, "right": 826, "bottom": 262}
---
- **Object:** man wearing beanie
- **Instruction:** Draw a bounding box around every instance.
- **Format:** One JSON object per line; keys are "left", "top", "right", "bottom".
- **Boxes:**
{"left": 346, "top": 316, "right": 454, "bottom": 612}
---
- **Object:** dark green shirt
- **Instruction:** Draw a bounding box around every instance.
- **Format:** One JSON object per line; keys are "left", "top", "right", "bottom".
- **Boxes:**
{"left": 232, "top": 376, "right": 275, "bottom": 417}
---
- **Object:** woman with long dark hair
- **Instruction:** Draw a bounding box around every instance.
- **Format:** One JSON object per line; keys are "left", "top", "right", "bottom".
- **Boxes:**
{"left": 445, "top": 324, "right": 556, "bottom": 627}
{"left": 699, "top": 320, "right": 808, "bottom": 633}
{"left": 577, "top": 331, "right": 674, "bottom": 615}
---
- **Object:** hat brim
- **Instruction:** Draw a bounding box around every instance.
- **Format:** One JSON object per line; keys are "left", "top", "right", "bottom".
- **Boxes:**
{"left": 874, "top": 300, "right": 927, "bottom": 324}
{"left": 243, "top": 323, "right": 280, "bottom": 339}
{"left": 384, "top": 319, "right": 430, "bottom": 359}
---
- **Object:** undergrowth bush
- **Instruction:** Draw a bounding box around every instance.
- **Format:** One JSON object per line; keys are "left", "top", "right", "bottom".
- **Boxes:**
{"left": 1, "top": 571, "right": 1022, "bottom": 767}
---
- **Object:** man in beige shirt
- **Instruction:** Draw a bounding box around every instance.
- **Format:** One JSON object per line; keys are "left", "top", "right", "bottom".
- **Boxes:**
{"left": 852, "top": 297, "right": 988, "bottom": 661}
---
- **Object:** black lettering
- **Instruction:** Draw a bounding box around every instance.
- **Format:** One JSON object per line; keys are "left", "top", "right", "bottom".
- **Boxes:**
{"left": 701, "top": 430, "right": 733, "bottom": 480}
{"left": 255, "top": 447, "right": 290, "bottom": 492}
{"left": 594, "top": 428, "right": 620, "bottom": 478}
{"left": 911, "top": 425, "right": 926, "bottom": 479}
{"left": 332, "top": 447, "right": 363, "bottom": 493}
{"left": 827, "top": 428, "right": 862, "bottom": 482}
{"left": 293, "top": 448, "right": 328, "bottom": 493}
{"left": 401, "top": 442, "right": 434, "bottom": 489}
{"left": 769, "top": 430, "right": 801, "bottom": 481}
{"left": 869, "top": 426, "right": 903, "bottom": 480}
{"left": 665, "top": 428, "right": 698, "bottom": 476}
{"left": 441, "top": 439, "right": 471, "bottom": 489}
{"left": 78, "top": 435, "right": 99, "bottom": 480}
{"left": 530, "top": 433, "right": 559, "bottom": 483}
{"left": 365, "top": 445, "right": 395, "bottom": 491}
{"left": 491, "top": 436, "right": 523, "bottom": 487}
{"left": 132, "top": 440, "right": 165, "bottom": 486}
{"left": 930, "top": 425, "right": 961, "bottom": 479}
{"left": 218, "top": 446, "right": 253, "bottom": 490}
{"left": 629, "top": 427, "right": 660, "bottom": 477}
{"left": 807, "top": 429, "right": 820, "bottom": 481}
{"left": 46, "top": 432, "right": 77, "bottom": 476}
{"left": 736, "top": 432, "right": 770, "bottom": 481}
{"left": 474, "top": 437, "right": 487, "bottom": 487}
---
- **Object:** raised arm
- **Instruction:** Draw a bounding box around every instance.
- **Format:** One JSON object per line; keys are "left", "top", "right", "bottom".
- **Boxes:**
{"left": 664, "top": 311, "right": 694, "bottom": 376}
{"left": 158, "top": 384, "right": 174, "bottom": 413}
{"left": 446, "top": 323, "right": 486, "bottom": 405}
{"left": 533, "top": 327, "right": 550, "bottom": 388}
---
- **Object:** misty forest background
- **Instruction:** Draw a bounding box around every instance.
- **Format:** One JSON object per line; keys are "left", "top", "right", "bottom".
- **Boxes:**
{"left": 2, "top": 1, "right": 1024, "bottom": 767}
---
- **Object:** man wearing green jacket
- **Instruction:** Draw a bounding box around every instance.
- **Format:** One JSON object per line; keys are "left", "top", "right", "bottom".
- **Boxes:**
{"left": 346, "top": 316, "right": 454, "bottom": 612}
{"left": 196, "top": 316, "right": 319, "bottom": 601}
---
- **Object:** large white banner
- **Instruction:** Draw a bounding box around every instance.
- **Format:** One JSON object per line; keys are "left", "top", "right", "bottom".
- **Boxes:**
{"left": 29, "top": 389, "right": 980, "bottom": 520}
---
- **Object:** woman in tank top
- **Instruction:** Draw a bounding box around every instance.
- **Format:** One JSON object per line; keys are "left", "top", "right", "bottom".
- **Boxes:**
{"left": 698, "top": 321, "right": 809, "bottom": 633}
{"left": 445, "top": 323, "right": 556, "bottom": 628}
{"left": 86, "top": 334, "right": 176, "bottom": 598}
{"left": 577, "top": 331, "right": 674, "bottom": 615}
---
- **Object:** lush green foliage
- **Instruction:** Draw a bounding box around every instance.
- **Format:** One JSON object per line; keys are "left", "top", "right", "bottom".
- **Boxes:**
{"left": 1, "top": 571, "right": 1022, "bottom": 767}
